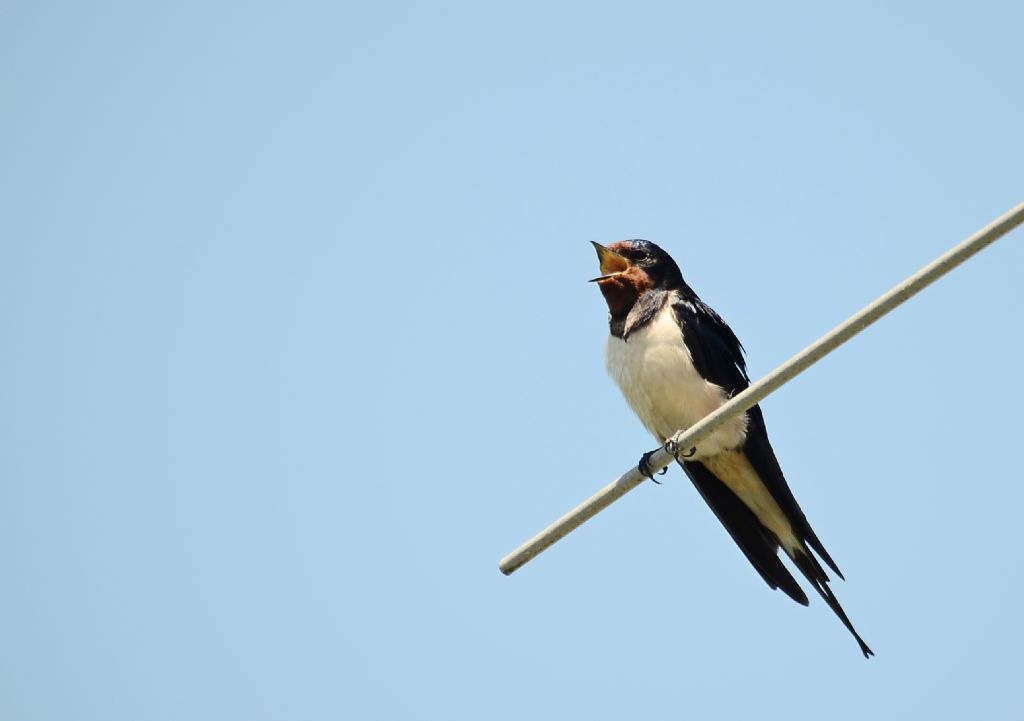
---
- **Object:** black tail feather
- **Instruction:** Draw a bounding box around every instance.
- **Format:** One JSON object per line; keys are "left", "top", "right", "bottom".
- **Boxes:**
{"left": 678, "top": 455, "right": 873, "bottom": 658}
{"left": 789, "top": 549, "right": 874, "bottom": 658}
{"left": 802, "top": 527, "right": 845, "bottom": 582}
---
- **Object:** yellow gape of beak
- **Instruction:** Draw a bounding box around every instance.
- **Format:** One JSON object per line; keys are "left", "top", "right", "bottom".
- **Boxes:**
{"left": 589, "top": 242, "right": 632, "bottom": 282}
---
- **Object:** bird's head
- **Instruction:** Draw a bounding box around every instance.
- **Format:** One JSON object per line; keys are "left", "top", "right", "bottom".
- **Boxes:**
{"left": 590, "top": 239, "right": 684, "bottom": 316}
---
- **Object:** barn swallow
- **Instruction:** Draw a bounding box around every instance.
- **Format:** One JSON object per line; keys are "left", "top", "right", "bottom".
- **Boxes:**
{"left": 591, "top": 239, "right": 873, "bottom": 658}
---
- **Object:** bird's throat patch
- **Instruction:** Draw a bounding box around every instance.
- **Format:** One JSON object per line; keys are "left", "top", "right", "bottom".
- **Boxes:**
{"left": 596, "top": 266, "right": 656, "bottom": 324}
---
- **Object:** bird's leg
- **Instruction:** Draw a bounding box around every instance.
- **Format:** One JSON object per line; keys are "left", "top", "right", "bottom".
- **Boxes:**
{"left": 637, "top": 450, "right": 663, "bottom": 484}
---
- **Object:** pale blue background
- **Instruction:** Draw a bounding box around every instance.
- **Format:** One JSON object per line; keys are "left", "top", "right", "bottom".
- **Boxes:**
{"left": 3, "top": 2, "right": 1023, "bottom": 719}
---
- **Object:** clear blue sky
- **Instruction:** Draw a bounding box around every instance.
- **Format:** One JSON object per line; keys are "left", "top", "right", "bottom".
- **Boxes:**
{"left": 3, "top": 2, "right": 1023, "bottom": 719}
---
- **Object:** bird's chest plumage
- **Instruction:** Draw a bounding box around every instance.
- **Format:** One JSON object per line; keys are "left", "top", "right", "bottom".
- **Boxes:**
{"left": 605, "top": 303, "right": 748, "bottom": 458}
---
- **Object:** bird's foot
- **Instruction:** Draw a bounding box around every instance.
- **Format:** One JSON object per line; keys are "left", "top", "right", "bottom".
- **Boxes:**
{"left": 664, "top": 437, "right": 697, "bottom": 461}
{"left": 637, "top": 450, "right": 667, "bottom": 484}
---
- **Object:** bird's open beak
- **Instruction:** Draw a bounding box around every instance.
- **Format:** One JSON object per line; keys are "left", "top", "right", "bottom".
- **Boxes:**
{"left": 589, "top": 242, "right": 632, "bottom": 282}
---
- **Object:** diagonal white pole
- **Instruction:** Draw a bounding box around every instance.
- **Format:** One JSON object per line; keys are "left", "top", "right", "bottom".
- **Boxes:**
{"left": 500, "top": 202, "right": 1024, "bottom": 576}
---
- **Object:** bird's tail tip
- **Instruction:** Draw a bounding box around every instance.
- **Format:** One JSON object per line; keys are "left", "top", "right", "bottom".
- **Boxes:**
{"left": 790, "top": 546, "right": 874, "bottom": 659}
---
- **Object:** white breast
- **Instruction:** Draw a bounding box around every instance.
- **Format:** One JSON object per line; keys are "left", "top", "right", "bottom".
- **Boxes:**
{"left": 605, "top": 302, "right": 748, "bottom": 459}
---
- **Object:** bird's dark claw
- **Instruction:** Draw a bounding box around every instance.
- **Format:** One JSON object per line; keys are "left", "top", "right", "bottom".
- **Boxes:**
{"left": 638, "top": 450, "right": 662, "bottom": 484}
{"left": 664, "top": 438, "right": 697, "bottom": 461}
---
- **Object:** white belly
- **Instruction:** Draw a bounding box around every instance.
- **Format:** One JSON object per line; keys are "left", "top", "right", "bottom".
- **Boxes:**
{"left": 605, "top": 304, "right": 748, "bottom": 459}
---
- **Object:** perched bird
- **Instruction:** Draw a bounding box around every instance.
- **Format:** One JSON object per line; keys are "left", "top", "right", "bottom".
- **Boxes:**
{"left": 591, "top": 239, "right": 873, "bottom": 658}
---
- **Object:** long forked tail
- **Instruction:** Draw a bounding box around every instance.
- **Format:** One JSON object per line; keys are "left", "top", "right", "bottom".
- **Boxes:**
{"left": 789, "top": 548, "right": 874, "bottom": 658}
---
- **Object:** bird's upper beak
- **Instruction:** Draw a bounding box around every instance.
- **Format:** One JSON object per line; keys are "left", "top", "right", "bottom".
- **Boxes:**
{"left": 589, "top": 242, "right": 632, "bottom": 282}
